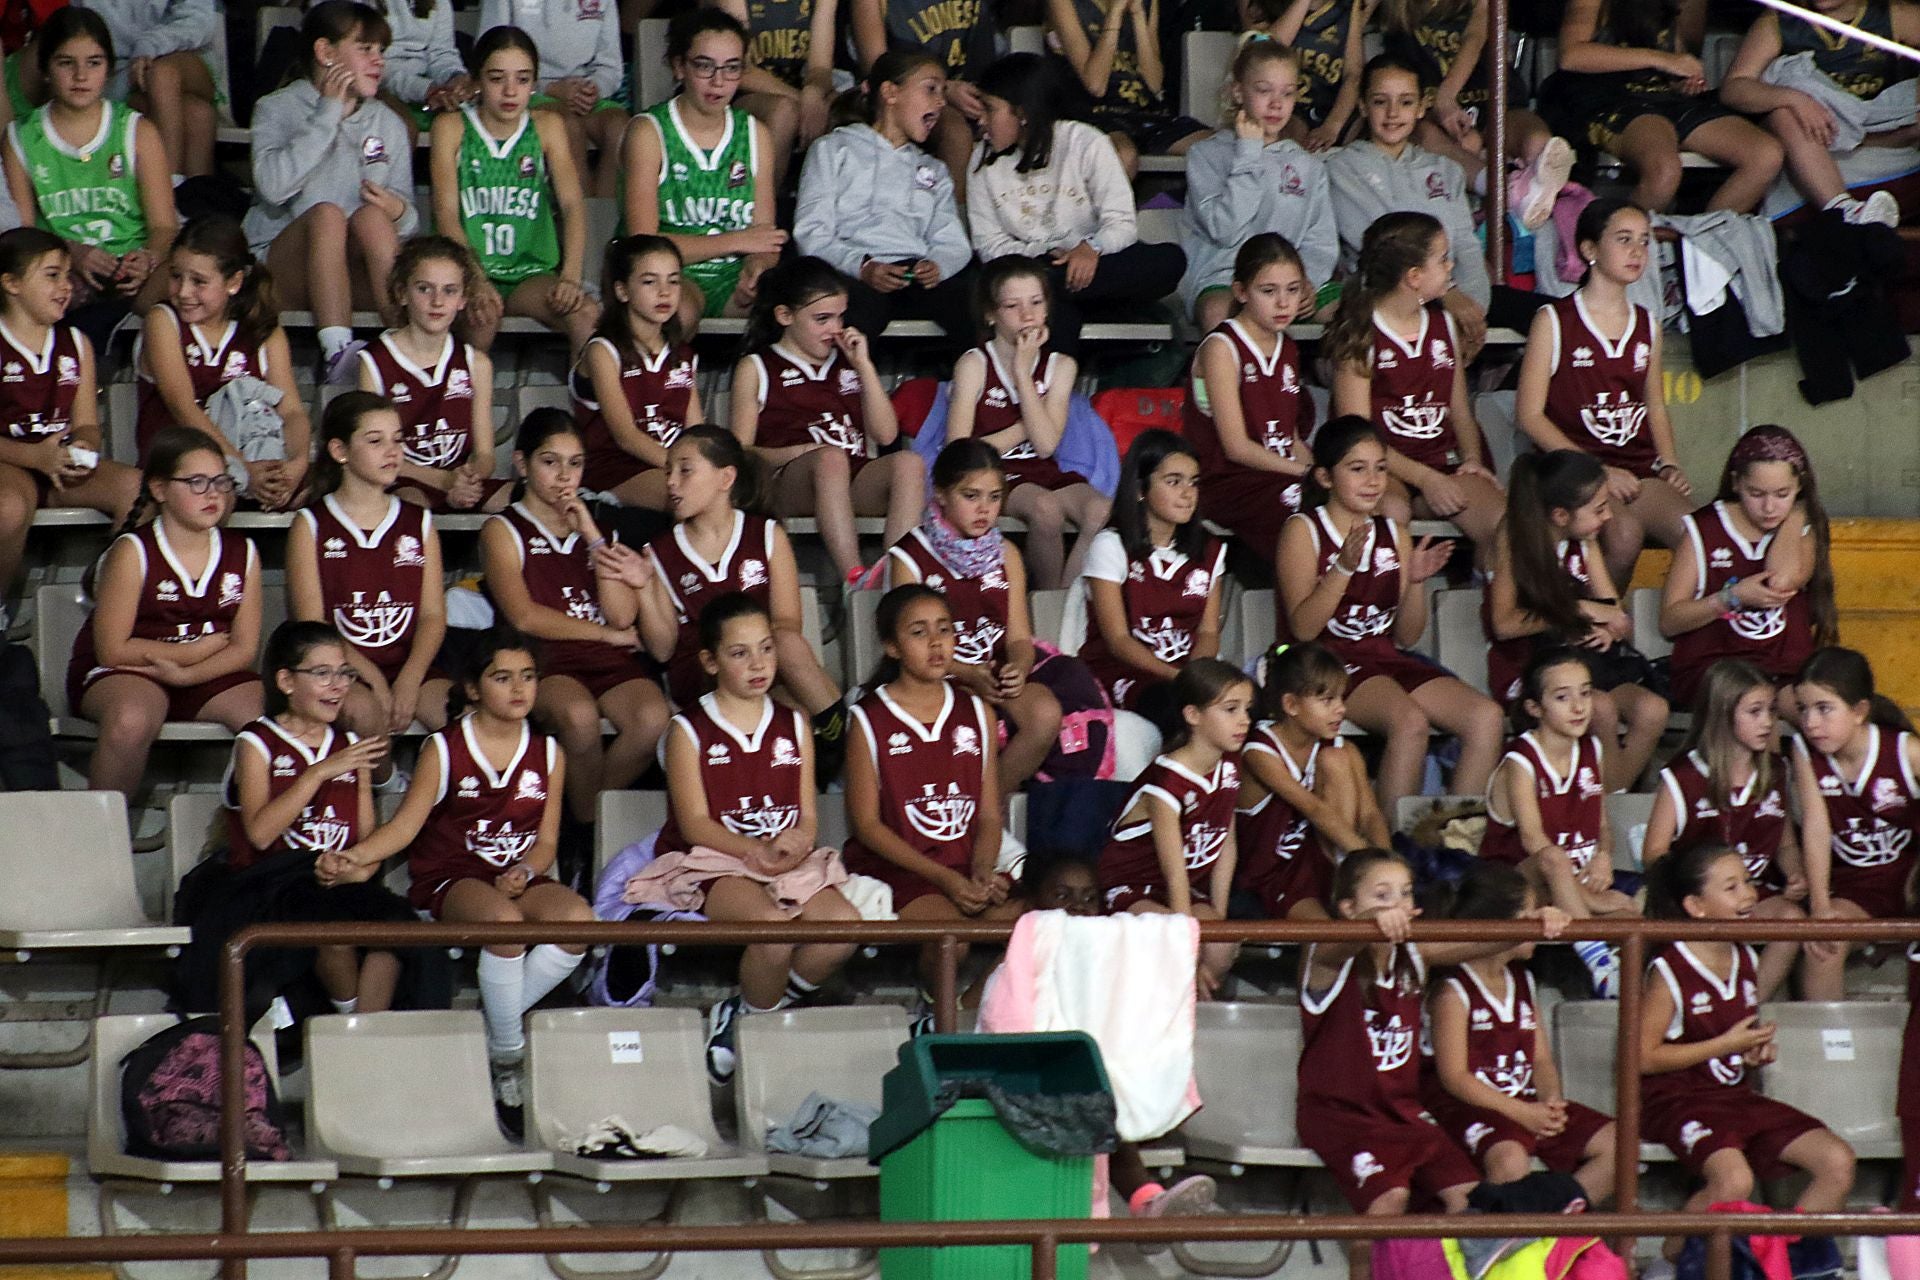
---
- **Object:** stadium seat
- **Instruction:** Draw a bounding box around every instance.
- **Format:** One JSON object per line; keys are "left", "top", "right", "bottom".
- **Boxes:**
{"left": 1227, "top": 587, "right": 1274, "bottom": 670}
{"left": 1432, "top": 587, "right": 1489, "bottom": 698}
{"left": 1604, "top": 791, "right": 1654, "bottom": 871}
{"left": 1008, "top": 25, "right": 1044, "bottom": 55}
{"left": 165, "top": 790, "right": 226, "bottom": 918}
{"left": 0, "top": 792, "right": 189, "bottom": 951}
{"left": 1548, "top": 1000, "right": 1669, "bottom": 1162}
{"left": 596, "top": 790, "right": 668, "bottom": 882}
{"left": 36, "top": 583, "right": 234, "bottom": 742}
{"left": 843, "top": 588, "right": 881, "bottom": 690}
{"left": 1182, "top": 31, "right": 1238, "bottom": 126}
{"left": 1029, "top": 589, "right": 1067, "bottom": 657}
{"left": 1630, "top": 586, "right": 1671, "bottom": 659}
{"left": 1757, "top": 1001, "right": 1904, "bottom": 1159}
{"left": 636, "top": 20, "right": 671, "bottom": 113}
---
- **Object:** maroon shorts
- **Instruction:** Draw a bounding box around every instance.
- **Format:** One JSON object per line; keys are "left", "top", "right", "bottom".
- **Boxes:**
{"left": 1236, "top": 846, "right": 1333, "bottom": 919}
{"left": 1333, "top": 644, "right": 1451, "bottom": 696}
{"left": 1643, "top": 1090, "right": 1826, "bottom": 1179}
{"left": 583, "top": 450, "right": 654, "bottom": 494}
{"left": 1901, "top": 1114, "right": 1920, "bottom": 1210}
{"left": 1297, "top": 1104, "right": 1481, "bottom": 1211}
{"left": 543, "top": 656, "right": 659, "bottom": 701}
{"left": 1428, "top": 1096, "right": 1612, "bottom": 1174}
{"left": 1827, "top": 872, "right": 1912, "bottom": 921}
{"left": 1002, "top": 455, "right": 1082, "bottom": 492}
{"left": 392, "top": 475, "right": 514, "bottom": 514}
{"left": 409, "top": 870, "right": 560, "bottom": 918}
{"left": 1101, "top": 879, "right": 1216, "bottom": 914}
{"left": 1198, "top": 470, "right": 1304, "bottom": 566}
{"left": 68, "top": 661, "right": 260, "bottom": 722}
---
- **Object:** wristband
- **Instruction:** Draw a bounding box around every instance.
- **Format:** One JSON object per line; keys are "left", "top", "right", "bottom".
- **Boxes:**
{"left": 1652, "top": 457, "right": 1674, "bottom": 474}
{"left": 1718, "top": 576, "right": 1740, "bottom": 612}
{"left": 1330, "top": 560, "right": 1356, "bottom": 576}
{"left": 587, "top": 536, "right": 607, "bottom": 552}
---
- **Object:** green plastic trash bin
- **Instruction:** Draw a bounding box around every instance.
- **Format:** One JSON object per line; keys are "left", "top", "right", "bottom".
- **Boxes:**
{"left": 870, "top": 1033, "right": 1114, "bottom": 1280}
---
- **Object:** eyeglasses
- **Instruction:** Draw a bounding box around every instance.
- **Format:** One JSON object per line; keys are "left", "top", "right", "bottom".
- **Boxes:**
{"left": 293, "top": 666, "right": 359, "bottom": 685}
{"left": 167, "top": 474, "right": 238, "bottom": 495}
{"left": 686, "top": 57, "right": 745, "bottom": 81}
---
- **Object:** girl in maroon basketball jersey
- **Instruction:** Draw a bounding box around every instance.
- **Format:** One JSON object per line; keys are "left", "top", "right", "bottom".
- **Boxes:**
{"left": 357, "top": 236, "right": 509, "bottom": 514}
{"left": 731, "top": 256, "right": 924, "bottom": 587}
{"left": 1639, "top": 844, "right": 1856, "bottom": 1243}
{"left": 290, "top": 392, "right": 452, "bottom": 739}
{"left": 71, "top": 427, "right": 263, "bottom": 796}
{"left": 481, "top": 410, "right": 670, "bottom": 824}
{"left": 1325, "top": 212, "right": 1505, "bottom": 555}
{"left": 1516, "top": 198, "right": 1690, "bottom": 587}
{"left": 1278, "top": 416, "right": 1505, "bottom": 818}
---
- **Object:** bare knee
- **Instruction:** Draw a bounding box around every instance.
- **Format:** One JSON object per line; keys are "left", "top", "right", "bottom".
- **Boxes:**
{"left": 1705, "top": 1157, "right": 1755, "bottom": 1204}
{"left": 811, "top": 447, "right": 851, "bottom": 494}
{"left": 97, "top": 696, "right": 165, "bottom": 743}
{"left": 1364, "top": 1186, "right": 1411, "bottom": 1216}
{"left": 0, "top": 476, "right": 33, "bottom": 533}
{"left": 547, "top": 695, "right": 602, "bottom": 745}
{"left": 1462, "top": 696, "right": 1506, "bottom": 746}
{"left": 1742, "top": 132, "right": 1785, "bottom": 176}
{"left": 306, "top": 201, "right": 348, "bottom": 236}
{"left": 1484, "top": 1144, "right": 1531, "bottom": 1184}
{"left": 1385, "top": 701, "right": 1432, "bottom": 744}
{"left": 1018, "top": 684, "right": 1061, "bottom": 735}
{"left": 803, "top": 889, "right": 862, "bottom": 922}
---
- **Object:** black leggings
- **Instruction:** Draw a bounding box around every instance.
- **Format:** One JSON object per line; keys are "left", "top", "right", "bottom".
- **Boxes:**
{"left": 843, "top": 267, "right": 979, "bottom": 353}
{"left": 1040, "top": 241, "right": 1188, "bottom": 358}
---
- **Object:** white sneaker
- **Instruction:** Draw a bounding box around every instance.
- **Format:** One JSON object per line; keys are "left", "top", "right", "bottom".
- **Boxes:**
{"left": 1142, "top": 1174, "right": 1217, "bottom": 1217}
{"left": 1639, "top": 1258, "right": 1677, "bottom": 1280}
{"left": 1512, "top": 137, "right": 1575, "bottom": 230}
{"left": 1856, "top": 189, "right": 1902, "bottom": 228}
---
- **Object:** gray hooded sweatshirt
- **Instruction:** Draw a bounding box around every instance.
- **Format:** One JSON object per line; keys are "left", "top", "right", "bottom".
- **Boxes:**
{"left": 244, "top": 81, "right": 418, "bottom": 254}
{"left": 794, "top": 124, "right": 973, "bottom": 282}
{"left": 479, "top": 0, "right": 624, "bottom": 99}
{"left": 1326, "top": 138, "right": 1490, "bottom": 309}
{"left": 1178, "top": 129, "right": 1338, "bottom": 316}
{"left": 83, "top": 0, "right": 216, "bottom": 63}
{"left": 378, "top": 0, "right": 467, "bottom": 104}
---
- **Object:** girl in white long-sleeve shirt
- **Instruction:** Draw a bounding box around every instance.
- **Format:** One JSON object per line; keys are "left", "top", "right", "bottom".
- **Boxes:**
{"left": 245, "top": 2, "right": 416, "bottom": 381}
{"left": 478, "top": 0, "right": 628, "bottom": 198}
{"left": 84, "top": 0, "right": 219, "bottom": 177}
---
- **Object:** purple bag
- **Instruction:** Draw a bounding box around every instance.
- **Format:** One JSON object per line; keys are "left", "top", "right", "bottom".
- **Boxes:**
{"left": 120, "top": 1016, "right": 289, "bottom": 1161}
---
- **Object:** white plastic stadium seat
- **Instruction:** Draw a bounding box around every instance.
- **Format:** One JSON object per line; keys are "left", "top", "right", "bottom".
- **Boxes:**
{"left": 597, "top": 790, "right": 669, "bottom": 882}
{"left": 1549, "top": 1001, "right": 1669, "bottom": 1161}
{"left": 1431, "top": 587, "right": 1489, "bottom": 699}
{"left": 0, "top": 792, "right": 189, "bottom": 950}
{"left": 1758, "top": 1001, "right": 1904, "bottom": 1158}
{"left": 1183, "top": 31, "right": 1238, "bottom": 126}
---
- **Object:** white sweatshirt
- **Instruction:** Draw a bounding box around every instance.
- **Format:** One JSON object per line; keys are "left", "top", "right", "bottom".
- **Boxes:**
{"left": 376, "top": 0, "right": 466, "bottom": 104}
{"left": 79, "top": 0, "right": 216, "bottom": 62}
{"left": 965, "top": 119, "right": 1138, "bottom": 260}
{"left": 478, "top": 0, "right": 623, "bottom": 99}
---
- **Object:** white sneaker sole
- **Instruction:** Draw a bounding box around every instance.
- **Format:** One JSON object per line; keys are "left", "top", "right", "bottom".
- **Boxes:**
{"left": 1519, "top": 138, "right": 1575, "bottom": 230}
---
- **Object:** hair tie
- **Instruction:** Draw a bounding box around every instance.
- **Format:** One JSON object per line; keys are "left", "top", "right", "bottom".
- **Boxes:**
{"left": 1728, "top": 425, "right": 1809, "bottom": 472}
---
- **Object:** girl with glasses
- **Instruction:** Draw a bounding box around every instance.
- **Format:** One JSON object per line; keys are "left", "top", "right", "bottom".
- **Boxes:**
{"left": 69, "top": 425, "right": 264, "bottom": 796}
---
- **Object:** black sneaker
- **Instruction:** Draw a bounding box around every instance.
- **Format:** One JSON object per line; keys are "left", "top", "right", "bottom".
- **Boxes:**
{"left": 705, "top": 995, "right": 742, "bottom": 1085}
{"left": 489, "top": 1053, "right": 525, "bottom": 1139}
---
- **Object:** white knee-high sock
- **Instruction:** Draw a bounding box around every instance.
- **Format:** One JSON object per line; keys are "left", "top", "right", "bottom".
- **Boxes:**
{"left": 519, "top": 944, "right": 584, "bottom": 1014}
{"left": 477, "top": 950, "right": 528, "bottom": 1058}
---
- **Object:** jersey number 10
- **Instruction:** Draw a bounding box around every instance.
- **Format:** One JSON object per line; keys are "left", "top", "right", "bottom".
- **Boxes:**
{"left": 481, "top": 223, "right": 517, "bottom": 259}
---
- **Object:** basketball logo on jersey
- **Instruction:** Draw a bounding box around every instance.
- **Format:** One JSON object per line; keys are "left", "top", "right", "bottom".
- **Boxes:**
{"left": 156, "top": 578, "right": 181, "bottom": 602}
{"left": 448, "top": 369, "right": 473, "bottom": 400}
{"left": 361, "top": 137, "right": 388, "bottom": 164}
{"left": 323, "top": 537, "right": 348, "bottom": 559}
{"left": 1182, "top": 821, "right": 1227, "bottom": 870}
{"left": 1374, "top": 542, "right": 1399, "bottom": 572}
{"left": 1183, "top": 569, "right": 1211, "bottom": 598}
{"left": 560, "top": 585, "right": 606, "bottom": 625}
{"left": 1365, "top": 1010, "right": 1414, "bottom": 1072}
{"left": 1329, "top": 604, "right": 1393, "bottom": 643}
{"left": 666, "top": 363, "right": 694, "bottom": 391}
{"left": 727, "top": 161, "right": 748, "bottom": 188}
{"left": 407, "top": 419, "right": 469, "bottom": 469}
{"left": 1482, "top": 1050, "right": 1532, "bottom": 1098}
{"left": 1135, "top": 616, "right": 1194, "bottom": 664}
{"left": 519, "top": 155, "right": 537, "bottom": 177}
{"left": 1709, "top": 1051, "right": 1746, "bottom": 1086}
{"left": 953, "top": 725, "right": 981, "bottom": 757}
{"left": 272, "top": 753, "right": 297, "bottom": 778}
{"left": 1280, "top": 163, "right": 1304, "bottom": 195}
{"left": 1633, "top": 342, "right": 1650, "bottom": 371}
{"left": 953, "top": 618, "right": 1005, "bottom": 667}
{"left": 906, "top": 782, "right": 976, "bottom": 844}
{"left": 466, "top": 818, "right": 536, "bottom": 866}
{"left": 1430, "top": 341, "right": 1454, "bottom": 369}
{"left": 286, "top": 804, "right": 353, "bottom": 854}
{"left": 1729, "top": 605, "right": 1786, "bottom": 643}
{"left": 390, "top": 382, "right": 414, "bottom": 404}
{"left": 1578, "top": 766, "right": 1604, "bottom": 799}
{"left": 771, "top": 736, "right": 801, "bottom": 768}
{"left": 807, "top": 413, "right": 864, "bottom": 455}
{"left": 739, "top": 559, "right": 768, "bottom": 590}
{"left": 1571, "top": 346, "right": 1595, "bottom": 368}
{"left": 55, "top": 355, "right": 77, "bottom": 385}
{"left": 837, "top": 368, "right": 860, "bottom": 396}
{"left": 394, "top": 535, "right": 426, "bottom": 568}
{"left": 514, "top": 769, "right": 546, "bottom": 802}
{"left": 727, "top": 794, "right": 798, "bottom": 840}
{"left": 223, "top": 350, "right": 250, "bottom": 380}
{"left": 1581, "top": 391, "right": 1647, "bottom": 448}
{"left": 1382, "top": 394, "right": 1446, "bottom": 440}
{"left": 887, "top": 731, "right": 912, "bottom": 755}
{"left": 219, "top": 572, "right": 244, "bottom": 608}
{"left": 334, "top": 590, "right": 416, "bottom": 650}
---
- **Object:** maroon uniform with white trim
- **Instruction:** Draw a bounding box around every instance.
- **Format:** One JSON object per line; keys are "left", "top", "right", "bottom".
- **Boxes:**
{"left": 1234, "top": 727, "right": 1332, "bottom": 917}
{"left": 0, "top": 318, "right": 82, "bottom": 444}
{"left": 224, "top": 718, "right": 364, "bottom": 870}
{"left": 1483, "top": 538, "right": 1596, "bottom": 705}
{"left": 1282, "top": 509, "right": 1444, "bottom": 694}
{"left": 1898, "top": 944, "right": 1920, "bottom": 1209}
{"left": 843, "top": 684, "right": 994, "bottom": 908}
{"left": 643, "top": 513, "right": 777, "bottom": 705}
{"left": 359, "top": 332, "right": 482, "bottom": 471}
{"left": 488, "top": 503, "right": 648, "bottom": 696}
{"left": 407, "top": 716, "right": 560, "bottom": 915}
{"left": 1078, "top": 535, "right": 1227, "bottom": 710}
{"left": 886, "top": 529, "right": 1012, "bottom": 668}
{"left": 968, "top": 345, "right": 1080, "bottom": 492}
{"left": 1184, "top": 321, "right": 1312, "bottom": 559}
{"left": 299, "top": 496, "right": 431, "bottom": 684}
{"left": 1657, "top": 751, "right": 1790, "bottom": 896}
{"left": 136, "top": 307, "right": 265, "bottom": 454}
{"left": 1368, "top": 304, "right": 1461, "bottom": 474}
{"left": 1479, "top": 732, "right": 1607, "bottom": 870}
{"left": 1543, "top": 293, "right": 1658, "bottom": 477}
{"left": 748, "top": 345, "right": 870, "bottom": 468}
{"left": 1642, "top": 941, "right": 1825, "bottom": 1176}
{"left": 657, "top": 695, "right": 808, "bottom": 855}
{"left": 570, "top": 336, "right": 697, "bottom": 491}
{"left": 1795, "top": 726, "right": 1920, "bottom": 919}
{"left": 1099, "top": 753, "right": 1240, "bottom": 910}
{"left": 1669, "top": 501, "right": 1815, "bottom": 705}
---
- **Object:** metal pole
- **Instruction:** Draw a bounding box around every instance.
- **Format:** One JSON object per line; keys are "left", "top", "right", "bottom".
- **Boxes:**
{"left": 330, "top": 1248, "right": 355, "bottom": 1280}
{"left": 217, "top": 937, "right": 250, "bottom": 1280}
{"left": 1030, "top": 1234, "right": 1057, "bottom": 1280}
{"left": 935, "top": 933, "right": 960, "bottom": 1033}
{"left": 1486, "top": 0, "right": 1510, "bottom": 284}
{"left": 1615, "top": 931, "right": 1644, "bottom": 1218}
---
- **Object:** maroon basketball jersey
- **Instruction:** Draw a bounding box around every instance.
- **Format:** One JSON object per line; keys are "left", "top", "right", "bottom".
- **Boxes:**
{"left": 570, "top": 336, "right": 697, "bottom": 481}
{"left": 224, "top": 718, "right": 364, "bottom": 870}
{"left": 1657, "top": 750, "right": 1790, "bottom": 892}
{"left": 1183, "top": 321, "right": 1313, "bottom": 494}
{"left": 1078, "top": 535, "right": 1227, "bottom": 708}
{"left": 488, "top": 503, "right": 638, "bottom": 685}
{"left": 748, "top": 345, "right": 869, "bottom": 461}
{"left": 1479, "top": 732, "right": 1607, "bottom": 869}
{"left": 1671, "top": 502, "right": 1815, "bottom": 687}
{"left": 135, "top": 307, "right": 267, "bottom": 452}
{"left": 1484, "top": 537, "right": 1596, "bottom": 704}
{"left": 1235, "top": 727, "right": 1330, "bottom": 911}
{"left": 969, "top": 344, "right": 1062, "bottom": 445}
{"left": 1100, "top": 753, "right": 1240, "bottom": 901}
{"left": 844, "top": 684, "right": 993, "bottom": 878}
{"left": 1544, "top": 293, "right": 1657, "bottom": 476}
{"left": 358, "top": 332, "right": 482, "bottom": 471}
{"left": 1283, "top": 509, "right": 1402, "bottom": 662}
{"left": 1299, "top": 943, "right": 1428, "bottom": 1121}
{"left": 0, "top": 319, "right": 83, "bottom": 443}
{"left": 408, "top": 716, "right": 558, "bottom": 896}
{"left": 1368, "top": 303, "right": 1460, "bottom": 473}
{"left": 299, "top": 496, "right": 431, "bottom": 681}
{"left": 72, "top": 522, "right": 255, "bottom": 675}
{"left": 1796, "top": 726, "right": 1920, "bottom": 914}
{"left": 1436, "top": 962, "right": 1544, "bottom": 1101}
{"left": 657, "top": 695, "right": 809, "bottom": 855}
{"left": 1644, "top": 941, "right": 1764, "bottom": 1105}
{"left": 644, "top": 513, "right": 777, "bottom": 702}
{"left": 886, "top": 528, "right": 1012, "bottom": 668}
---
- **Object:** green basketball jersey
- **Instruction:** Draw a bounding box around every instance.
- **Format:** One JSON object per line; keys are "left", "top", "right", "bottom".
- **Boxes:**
{"left": 646, "top": 99, "right": 758, "bottom": 293}
{"left": 457, "top": 107, "right": 561, "bottom": 285}
{"left": 10, "top": 100, "right": 145, "bottom": 255}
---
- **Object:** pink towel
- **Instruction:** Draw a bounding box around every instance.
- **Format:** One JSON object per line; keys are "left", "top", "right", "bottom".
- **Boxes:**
{"left": 1552, "top": 182, "right": 1599, "bottom": 283}
{"left": 620, "top": 845, "right": 848, "bottom": 915}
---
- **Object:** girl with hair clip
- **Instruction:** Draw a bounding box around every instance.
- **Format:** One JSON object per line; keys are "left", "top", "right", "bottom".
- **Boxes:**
{"left": 622, "top": 10, "right": 785, "bottom": 335}
{"left": 1485, "top": 449, "right": 1668, "bottom": 791}
{"left": 246, "top": 1, "right": 416, "bottom": 384}
{"left": 1298, "top": 846, "right": 1568, "bottom": 1278}
{"left": 1278, "top": 415, "right": 1505, "bottom": 818}
{"left": 1478, "top": 648, "right": 1638, "bottom": 997}
{"left": 570, "top": 235, "right": 704, "bottom": 511}
{"left": 1234, "top": 641, "right": 1389, "bottom": 922}
{"left": 319, "top": 625, "right": 596, "bottom": 1125}
{"left": 1795, "top": 646, "right": 1920, "bottom": 944}
{"left": 475, "top": 0, "right": 626, "bottom": 198}
{"left": 480, "top": 409, "right": 671, "bottom": 827}
{"left": 634, "top": 427, "right": 843, "bottom": 732}
{"left": 638, "top": 592, "right": 858, "bottom": 1085}
{"left": 945, "top": 256, "right": 1111, "bottom": 590}
{"left": 0, "top": 228, "right": 139, "bottom": 610}
{"left": 135, "top": 217, "right": 311, "bottom": 509}
{"left": 1517, "top": 197, "right": 1690, "bottom": 587}
{"left": 429, "top": 25, "right": 597, "bottom": 357}
{"left": 1662, "top": 424, "right": 1835, "bottom": 714}
{"left": 1098, "top": 658, "right": 1251, "bottom": 995}
{"left": 356, "top": 236, "right": 509, "bottom": 514}
{"left": 1178, "top": 41, "right": 1337, "bottom": 335}
{"left": 1647, "top": 658, "right": 1827, "bottom": 1000}
{"left": 1042, "top": 0, "right": 1211, "bottom": 175}
{"left": 730, "top": 255, "right": 923, "bottom": 588}
{"left": 2, "top": 7, "right": 178, "bottom": 324}
{"left": 1639, "top": 842, "right": 1857, "bottom": 1254}
{"left": 1077, "top": 429, "right": 1226, "bottom": 716}
{"left": 844, "top": 584, "right": 1021, "bottom": 994}
{"left": 848, "top": 0, "right": 996, "bottom": 192}
{"left": 82, "top": 0, "right": 221, "bottom": 180}
{"left": 1324, "top": 211, "right": 1506, "bottom": 553}
{"left": 886, "top": 439, "right": 1066, "bottom": 792}
{"left": 1244, "top": 0, "right": 1368, "bottom": 151}
{"left": 792, "top": 50, "right": 976, "bottom": 348}
{"left": 1181, "top": 233, "right": 1315, "bottom": 563}
{"left": 69, "top": 426, "right": 262, "bottom": 797}
{"left": 222, "top": 619, "right": 405, "bottom": 1018}
{"left": 1542, "top": 0, "right": 1783, "bottom": 212}
{"left": 966, "top": 53, "right": 1187, "bottom": 358}
{"left": 290, "top": 392, "right": 452, "bottom": 742}
{"left": 1425, "top": 861, "right": 1617, "bottom": 1197}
